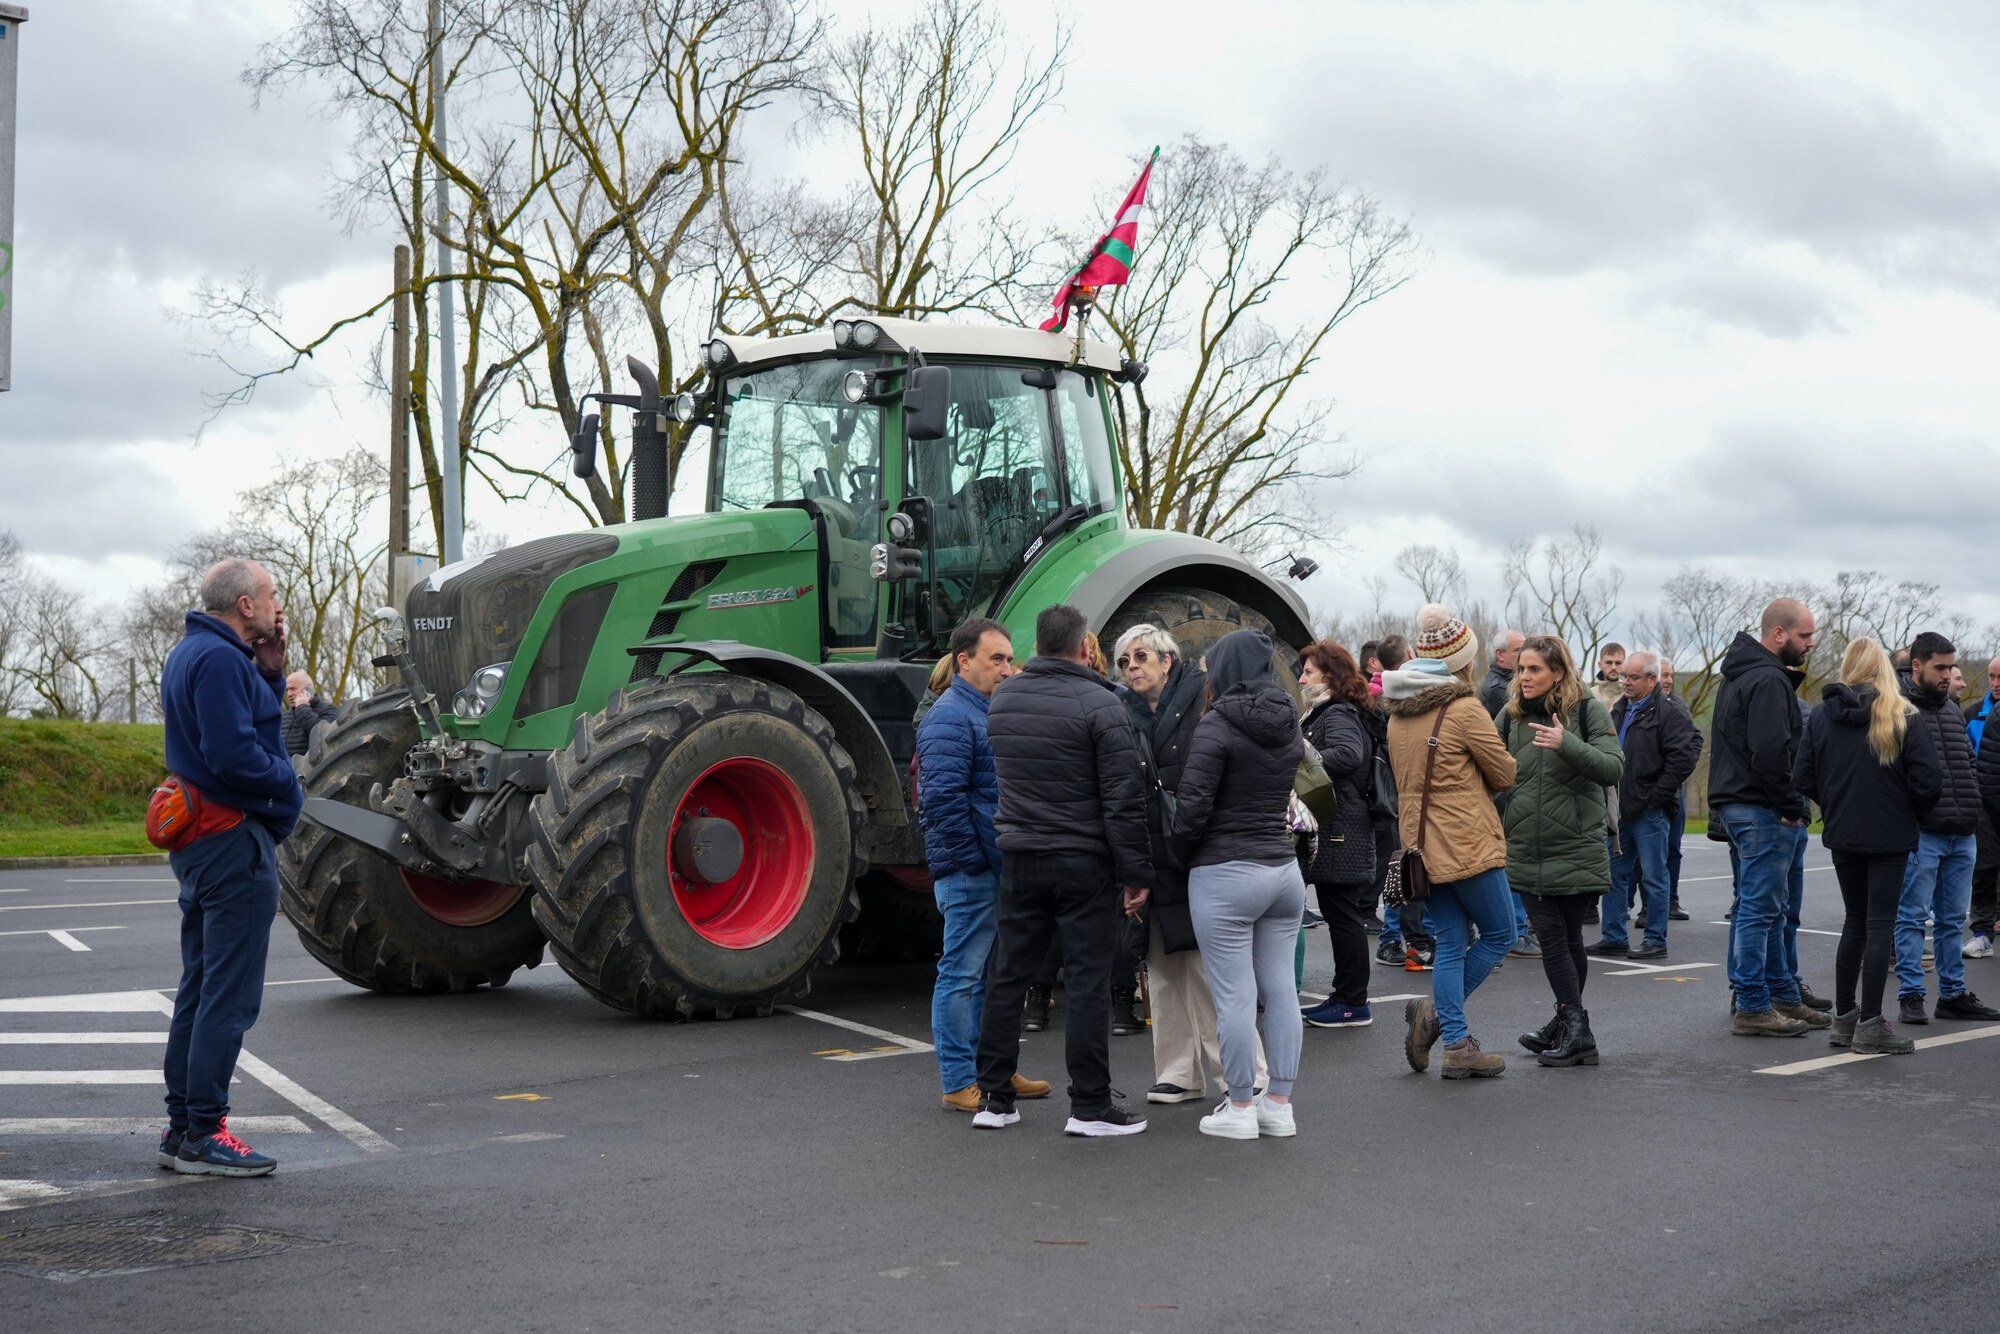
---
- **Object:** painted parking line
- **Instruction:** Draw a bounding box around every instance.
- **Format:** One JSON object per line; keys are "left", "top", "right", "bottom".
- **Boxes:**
{"left": 777, "top": 1004, "right": 933, "bottom": 1061}
{"left": 0, "top": 900, "right": 176, "bottom": 913}
{"left": 62, "top": 878, "right": 177, "bottom": 884}
{"left": 0, "top": 1116, "right": 312, "bottom": 1135}
{"left": 1706, "top": 921, "right": 1840, "bottom": 938}
{"left": 0, "top": 1070, "right": 238, "bottom": 1085}
{"left": 0, "top": 927, "right": 123, "bottom": 951}
{"left": 1678, "top": 866, "right": 1834, "bottom": 885}
{"left": 1755, "top": 1022, "right": 2000, "bottom": 1075}
{"left": 0, "top": 1032, "right": 166, "bottom": 1045}
{"left": 1600, "top": 961, "right": 1719, "bottom": 978}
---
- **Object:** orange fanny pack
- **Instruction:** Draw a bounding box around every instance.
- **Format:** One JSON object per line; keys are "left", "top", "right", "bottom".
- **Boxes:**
{"left": 146, "top": 776, "right": 244, "bottom": 852}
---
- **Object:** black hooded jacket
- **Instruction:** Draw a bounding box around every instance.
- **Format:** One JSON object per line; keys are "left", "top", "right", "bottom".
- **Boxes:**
{"left": 1793, "top": 683, "right": 1943, "bottom": 854}
{"left": 987, "top": 654, "right": 1155, "bottom": 888}
{"left": 1708, "top": 632, "right": 1808, "bottom": 820}
{"left": 1904, "top": 675, "right": 1982, "bottom": 835}
{"left": 1125, "top": 662, "right": 1207, "bottom": 951}
{"left": 1170, "top": 630, "right": 1305, "bottom": 868}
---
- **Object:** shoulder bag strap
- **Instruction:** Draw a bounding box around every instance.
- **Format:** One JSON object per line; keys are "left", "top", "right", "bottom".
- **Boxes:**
{"left": 1413, "top": 703, "right": 1448, "bottom": 854}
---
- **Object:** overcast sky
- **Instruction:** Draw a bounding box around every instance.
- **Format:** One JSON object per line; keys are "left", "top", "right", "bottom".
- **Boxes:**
{"left": 6, "top": 0, "right": 1999, "bottom": 640}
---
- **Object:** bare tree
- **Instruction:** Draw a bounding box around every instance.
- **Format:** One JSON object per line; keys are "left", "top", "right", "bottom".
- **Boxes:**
{"left": 1098, "top": 135, "right": 1417, "bottom": 555}
{"left": 1394, "top": 543, "right": 1466, "bottom": 605}
{"left": 1504, "top": 525, "right": 1624, "bottom": 665}
{"left": 9, "top": 578, "right": 115, "bottom": 720}
{"left": 0, "top": 531, "right": 26, "bottom": 715}
{"left": 1631, "top": 566, "right": 1760, "bottom": 717}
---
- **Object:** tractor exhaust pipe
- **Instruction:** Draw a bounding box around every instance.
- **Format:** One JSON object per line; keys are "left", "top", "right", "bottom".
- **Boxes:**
{"left": 627, "top": 355, "right": 668, "bottom": 522}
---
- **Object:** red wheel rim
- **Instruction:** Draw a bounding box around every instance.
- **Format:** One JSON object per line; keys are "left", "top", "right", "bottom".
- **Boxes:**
{"left": 670, "top": 756, "right": 815, "bottom": 949}
{"left": 399, "top": 870, "right": 526, "bottom": 928}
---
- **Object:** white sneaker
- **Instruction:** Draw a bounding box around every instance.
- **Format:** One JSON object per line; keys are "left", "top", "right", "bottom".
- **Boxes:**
{"left": 1966, "top": 934, "right": 1994, "bottom": 960}
{"left": 1253, "top": 1095, "right": 1296, "bottom": 1138}
{"left": 972, "top": 1105, "right": 1019, "bottom": 1130}
{"left": 1198, "top": 1099, "right": 1260, "bottom": 1140}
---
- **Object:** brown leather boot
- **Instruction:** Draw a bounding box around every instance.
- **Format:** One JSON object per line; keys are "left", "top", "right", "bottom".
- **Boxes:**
{"left": 1440, "top": 1037, "right": 1506, "bottom": 1079}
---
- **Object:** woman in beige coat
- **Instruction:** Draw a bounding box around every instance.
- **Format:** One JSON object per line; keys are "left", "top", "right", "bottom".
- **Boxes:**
{"left": 1384, "top": 605, "right": 1519, "bottom": 1079}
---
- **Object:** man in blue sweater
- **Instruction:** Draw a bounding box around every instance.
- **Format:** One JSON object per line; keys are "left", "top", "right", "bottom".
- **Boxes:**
{"left": 915, "top": 617, "right": 1052, "bottom": 1112}
{"left": 158, "top": 559, "right": 304, "bottom": 1177}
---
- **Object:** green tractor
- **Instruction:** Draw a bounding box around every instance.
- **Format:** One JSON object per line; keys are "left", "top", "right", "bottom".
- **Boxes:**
{"left": 279, "top": 316, "right": 1315, "bottom": 1017}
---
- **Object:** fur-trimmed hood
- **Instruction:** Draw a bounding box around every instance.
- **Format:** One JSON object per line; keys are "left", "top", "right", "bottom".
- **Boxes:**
{"left": 1385, "top": 678, "right": 1476, "bottom": 718}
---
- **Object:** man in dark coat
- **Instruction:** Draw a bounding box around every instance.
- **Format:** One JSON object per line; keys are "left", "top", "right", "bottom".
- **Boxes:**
{"left": 1603, "top": 652, "right": 1704, "bottom": 959}
{"left": 1895, "top": 633, "right": 2000, "bottom": 1023}
{"left": 281, "top": 672, "right": 342, "bottom": 758}
{"left": 1965, "top": 655, "right": 2000, "bottom": 958}
{"left": 1711, "top": 598, "right": 1818, "bottom": 1036}
{"left": 974, "top": 605, "right": 1155, "bottom": 1137}
{"left": 1479, "top": 628, "right": 1524, "bottom": 717}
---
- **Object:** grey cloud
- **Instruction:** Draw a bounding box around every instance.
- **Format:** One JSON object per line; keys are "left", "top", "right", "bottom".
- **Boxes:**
{"left": 0, "top": 440, "right": 204, "bottom": 561}
{"left": 1623, "top": 255, "right": 1851, "bottom": 339}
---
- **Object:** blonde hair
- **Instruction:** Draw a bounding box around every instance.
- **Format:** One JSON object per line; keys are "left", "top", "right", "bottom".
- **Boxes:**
{"left": 1507, "top": 635, "right": 1584, "bottom": 722}
{"left": 928, "top": 653, "right": 953, "bottom": 695}
{"left": 1841, "top": 636, "right": 1910, "bottom": 765}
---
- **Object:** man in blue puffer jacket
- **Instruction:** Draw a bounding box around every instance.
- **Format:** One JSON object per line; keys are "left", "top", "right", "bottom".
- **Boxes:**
{"left": 156, "top": 559, "right": 303, "bottom": 1178}
{"left": 916, "top": 617, "right": 1051, "bottom": 1112}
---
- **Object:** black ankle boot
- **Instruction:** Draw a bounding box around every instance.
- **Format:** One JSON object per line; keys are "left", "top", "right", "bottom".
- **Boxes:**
{"left": 1110, "top": 991, "right": 1145, "bottom": 1036}
{"left": 1537, "top": 1004, "right": 1599, "bottom": 1067}
{"left": 1022, "top": 986, "right": 1052, "bottom": 1032}
{"left": 1519, "top": 1005, "right": 1562, "bottom": 1054}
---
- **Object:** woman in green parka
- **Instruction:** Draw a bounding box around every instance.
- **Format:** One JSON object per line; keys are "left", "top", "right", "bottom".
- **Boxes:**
{"left": 1495, "top": 634, "right": 1624, "bottom": 1068}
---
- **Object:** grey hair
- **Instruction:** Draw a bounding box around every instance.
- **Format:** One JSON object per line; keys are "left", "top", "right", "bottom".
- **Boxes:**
{"left": 1626, "top": 650, "right": 1660, "bottom": 677}
{"left": 199, "top": 559, "right": 266, "bottom": 614}
{"left": 1113, "top": 623, "right": 1180, "bottom": 671}
{"left": 1500, "top": 628, "right": 1525, "bottom": 649}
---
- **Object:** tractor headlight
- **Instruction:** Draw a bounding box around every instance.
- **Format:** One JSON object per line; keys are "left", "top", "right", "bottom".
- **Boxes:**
{"left": 842, "top": 369, "right": 870, "bottom": 404}
{"left": 703, "top": 337, "right": 736, "bottom": 370}
{"left": 452, "top": 661, "right": 511, "bottom": 719}
{"left": 833, "top": 319, "right": 854, "bottom": 349}
{"left": 850, "top": 319, "right": 882, "bottom": 350}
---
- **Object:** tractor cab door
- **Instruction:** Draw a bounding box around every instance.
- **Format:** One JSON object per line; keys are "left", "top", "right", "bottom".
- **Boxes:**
{"left": 907, "top": 364, "right": 1089, "bottom": 637}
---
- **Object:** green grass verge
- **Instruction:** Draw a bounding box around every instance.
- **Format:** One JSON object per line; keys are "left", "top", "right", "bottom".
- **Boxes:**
{"left": 0, "top": 718, "right": 164, "bottom": 857}
{"left": 0, "top": 820, "right": 156, "bottom": 858}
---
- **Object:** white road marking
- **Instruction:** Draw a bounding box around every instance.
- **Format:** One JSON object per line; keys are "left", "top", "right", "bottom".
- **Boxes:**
{"left": 231, "top": 1050, "right": 395, "bottom": 1154}
{"left": 47, "top": 931, "right": 93, "bottom": 953}
{"left": 1677, "top": 866, "right": 1834, "bottom": 884}
{"left": 777, "top": 1004, "right": 933, "bottom": 1056}
{"left": 0, "top": 1032, "right": 166, "bottom": 1044}
{"left": 1600, "top": 961, "right": 1719, "bottom": 978}
{"left": 1298, "top": 991, "right": 1424, "bottom": 1005}
{"left": 265, "top": 977, "right": 347, "bottom": 987}
{"left": 0, "top": 926, "right": 123, "bottom": 938}
{"left": 1706, "top": 921, "right": 1840, "bottom": 937}
{"left": 0, "top": 1070, "right": 224, "bottom": 1085}
{"left": 1755, "top": 1022, "right": 2000, "bottom": 1075}
{"left": 62, "top": 878, "right": 176, "bottom": 883}
{"left": 0, "top": 1116, "right": 311, "bottom": 1135}
{"left": 0, "top": 990, "right": 169, "bottom": 1013}
{"left": 0, "top": 899, "right": 175, "bottom": 913}
{"left": 0, "top": 1181, "right": 69, "bottom": 1210}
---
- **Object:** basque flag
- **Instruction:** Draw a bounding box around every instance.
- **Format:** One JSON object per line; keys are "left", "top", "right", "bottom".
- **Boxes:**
{"left": 1041, "top": 147, "right": 1158, "bottom": 333}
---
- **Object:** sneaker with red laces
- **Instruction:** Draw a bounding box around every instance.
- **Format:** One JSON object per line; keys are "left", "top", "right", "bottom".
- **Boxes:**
{"left": 175, "top": 1119, "right": 277, "bottom": 1177}
{"left": 1403, "top": 944, "right": 1434, "bottom": 972}
{"left": 157, "top": 1124, "right": 185, "bottom": 1170}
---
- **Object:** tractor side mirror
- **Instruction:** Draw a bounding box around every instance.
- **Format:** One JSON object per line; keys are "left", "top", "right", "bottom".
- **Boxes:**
{"left": 902, "top": 365, "right": 952, "bottom": 442}
{"left": 570, "top": 412, "right": 600, "bottom": 479}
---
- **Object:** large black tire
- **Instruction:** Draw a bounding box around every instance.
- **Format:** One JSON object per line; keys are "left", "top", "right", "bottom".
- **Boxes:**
{"left": 1101, "top": 584, "right": 1296, "bottom": 677}
{"left": 278, "top": 690, "right": 547, "bottom": 994}
{"left": 524, "top": 675, "right": 866, "bottom": 1018}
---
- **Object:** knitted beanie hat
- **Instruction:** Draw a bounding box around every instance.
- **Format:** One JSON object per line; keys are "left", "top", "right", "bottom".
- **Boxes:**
{"left": 1414, "top": 603, "right": 1478, "bottom": 675}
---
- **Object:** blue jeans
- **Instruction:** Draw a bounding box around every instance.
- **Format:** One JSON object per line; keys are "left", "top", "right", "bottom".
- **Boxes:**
{"left": 1604, "top": 808, "right": 1672, "bottom": 948}
{"left": 1513, "top": 893, "right": 1531, "bottom": 936}
{"left": 1424, "top": 866, "right": 1517, "bottom": 1046}
{"left": 1719, "top": 804, "right": 1807, "bottom": 1012}
{"left": 164, "top": 822, "right": 278, "bottom": 1136}
{"left": 1895, "top": 832, "right": 1974, "bottom": 1001}
{"left": 931, "top": 868, "right": 1000, "bottom": 1092}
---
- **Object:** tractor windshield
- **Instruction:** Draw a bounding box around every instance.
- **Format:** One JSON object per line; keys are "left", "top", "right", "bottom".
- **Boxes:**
{"left": 712, "top": 360, "right": 886, "bottom": 518}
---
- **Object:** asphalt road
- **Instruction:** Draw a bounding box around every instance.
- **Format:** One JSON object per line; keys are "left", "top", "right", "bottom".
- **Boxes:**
{"left": 2, "top": 841, "right": 1997, "bottom": 1332}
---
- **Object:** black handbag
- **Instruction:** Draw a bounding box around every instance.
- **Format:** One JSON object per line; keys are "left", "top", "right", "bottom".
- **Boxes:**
{"left": 1136, "top": 730, "right": 1184, "bottom": 873}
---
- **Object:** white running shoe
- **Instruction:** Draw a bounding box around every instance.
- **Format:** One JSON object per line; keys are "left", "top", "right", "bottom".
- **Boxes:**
{"left": 1254, "top": 1095, "right": 1297, "bottom": 1138}
{"left": 1966, "top": 934, "right": 1994, "bottom": 960}
{"left": 972, "top": 1104, "right": 1020, "bottom": 1129}
{"left": 1199, "top": 1099, "right": 1261, "bottom": 1140}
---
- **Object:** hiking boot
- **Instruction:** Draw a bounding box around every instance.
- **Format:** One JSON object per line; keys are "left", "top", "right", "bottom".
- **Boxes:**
{"left": 1110, "top": 992, "right": 1145, "bottom": 1037}
{"left": 1197, "top": 1099, "right": 1260, "bottom": 1140}
{"left": 1936, "top": 991, "right": 2000, "bottom": 1021}
{"left": 1253, "top": 1095, "right": 1297, "bottom": 1138}
{"left": 1898, "top": 994, "right": 1930, "bottom": 1026}
{"left": 157, "top": 1124, "right": 185, "bottom": 1171}
{"left": 1146, "top": 1082, "right": 1203, "bottom": 1104}
{"left": 1774, "top": 1000, "right": 1831, "bottom": 1029}
{"left": 1732, "top": 1008, "right": 1809, "bottom": 1037}
{"left": 1585, "top": 939, "right": 1628, "bottom": 957}
{"left": 1302, "top": 999, "right": 1372, "bottom": 1028}
{"left": 1853, "top": 1015, "right": 1916, "bottom": 1054}
{"left": 1010, "top": 1073, "right": 1052, "bottom": 1099}
{"left": 1440, "top": 1037, "right": 1506, "bottom": 1079}
{"left": 1404, "top": 944, "right": 1435, "bottom": 972}
{"left": 1022, "top": 986, "right": 1052, "bottom": 1032}
{"left": 1065, "top": 1102, "right": 1148, "bottom": 1138}
{"left": 1375, "top": 938, "right": 1406, "bottom": 967}
{"left": 1628, "top": 943, "right": 1668, "bottom": 961}
{"left": 1404, "top": 998, "right": 1440, "bottom": 1072}
{"left": 1519, "top": 1006, "right": 1562, "bottom": 1055}
{"left": 1509, "top": 931, "right": 1542, "bottom": 959}
{"left": 942, "top": 1084, "right": 983, "bottom": 1112}
{"left": 1669, "top": 902, "right": 1690, "bottom": 921}
{"left": 1829, "top": 1009, "right": 1857, "bottom": 1048}
{"left": 1797, "top": 984, "right": 1834, "bottom": 1013}
{"left": 174, "top": 1119, "right": 276, "bottom": 1177}
{"left": 972, "top": 1093, "right": 1019, "bottom": 1129}
{"left": 1536, "top": 1005, "right": 1598, "bottom": 1068}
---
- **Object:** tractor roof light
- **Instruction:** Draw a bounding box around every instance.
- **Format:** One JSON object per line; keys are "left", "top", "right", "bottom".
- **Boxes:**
{"left": 1113, "top": 358, "right": 1149, "bottom": 386}
{"left": 851, "top": 319, "right": 882, "bottom": 350}
{"left": 703, "top": 336, "right": 736, "bottom": 370}
{"left": 833, "top": 319, "right": 854, "bottom": 349}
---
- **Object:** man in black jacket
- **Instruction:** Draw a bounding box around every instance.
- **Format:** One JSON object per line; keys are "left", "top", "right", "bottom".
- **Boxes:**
{"left": 1712, "top": 598, "right": 1819, "bottom": 1036}
{"left": 1894, "top": 633, "right": 2000, "bottom": 1023}
{"left": 1601, "top": 653, "right": 1703, "bottom": 960}
{"left": 281, "top": 672, "right": 342, "bottom": 759}
{"left": 1479, "top": 629, "right": 1524, "bottom": 718}
{"left": 974, "top": 604, "right": 1156, "bottom": 1137}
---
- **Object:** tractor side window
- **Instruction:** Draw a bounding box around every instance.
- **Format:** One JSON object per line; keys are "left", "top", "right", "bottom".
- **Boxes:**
{"left": 1053, "top": 371, "right": 1117, "bottom": 513}
{"left": 715, "top": 360, "right": 886, "bottom": 648}
{"left": 909, "top": 365, "right": 1064, "bottom": 631}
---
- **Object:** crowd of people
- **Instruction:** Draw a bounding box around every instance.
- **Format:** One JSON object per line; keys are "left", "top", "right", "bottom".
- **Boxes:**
{"left": 913, "top": 595, "right": 2000, "bottom": 1139}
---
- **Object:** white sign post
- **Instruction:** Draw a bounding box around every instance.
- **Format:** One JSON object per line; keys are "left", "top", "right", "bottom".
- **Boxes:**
{"left": 0, "top": 5, "right": 25, "bottom": 393}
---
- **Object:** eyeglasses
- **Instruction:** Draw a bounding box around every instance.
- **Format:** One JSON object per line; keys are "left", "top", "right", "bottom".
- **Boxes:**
{"left": 1619, "top": 670, "right": 1656, "bottom": 682}
{"left": 1115, "top": 648, "right": 1155, "bottom": 672}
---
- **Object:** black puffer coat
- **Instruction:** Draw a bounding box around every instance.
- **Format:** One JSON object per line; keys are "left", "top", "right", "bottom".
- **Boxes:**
{"left": 1302, "top": 697, "right": 1374, "bottom": 885}
{"left": 1708, "top": 632, "right": 1808, "bottom": 821}
{"left": 1171, "top": 631, "right": 1305, "bottom": 869}
{"left": 1126, "top": 663, "right": 1207, "bottom": 952}
{"left": 988, "top": 655, "right": 1155, "bottom": 888}
{"left": 1793, "top": 684, "right": 1943, "bottom": 854}
{"left": 1905, "top": 676, "right": 1981, "bottom": 836}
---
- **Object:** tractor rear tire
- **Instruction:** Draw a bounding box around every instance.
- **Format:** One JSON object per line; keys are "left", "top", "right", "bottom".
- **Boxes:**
{"left": 278, "top": 690, "right": 546, "bottom": 994}
{"left": 1101, "top": 584, "right": 1290, "bottom": 674}
{"left": 524, "top": 674, "right": 865, "bottom": 1018}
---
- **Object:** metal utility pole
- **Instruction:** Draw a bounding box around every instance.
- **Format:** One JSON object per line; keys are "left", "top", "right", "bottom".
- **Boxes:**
{"left": 0, "top": 5, "right": 27, "bottom": 394}
{"left": 427, "top": 0, "right": 462, "bottom": 563}
{"left": 389, "top": 244, "right": 412, "bottom": 606}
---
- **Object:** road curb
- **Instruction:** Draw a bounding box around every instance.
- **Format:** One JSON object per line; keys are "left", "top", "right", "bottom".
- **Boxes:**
{"left": 0, "top": 853, "right": 170, "bottom": 870}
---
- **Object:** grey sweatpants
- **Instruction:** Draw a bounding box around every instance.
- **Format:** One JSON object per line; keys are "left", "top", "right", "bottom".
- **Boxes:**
{"left": 1189, "top": 858, "right": 1307, "bottom": 1100}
